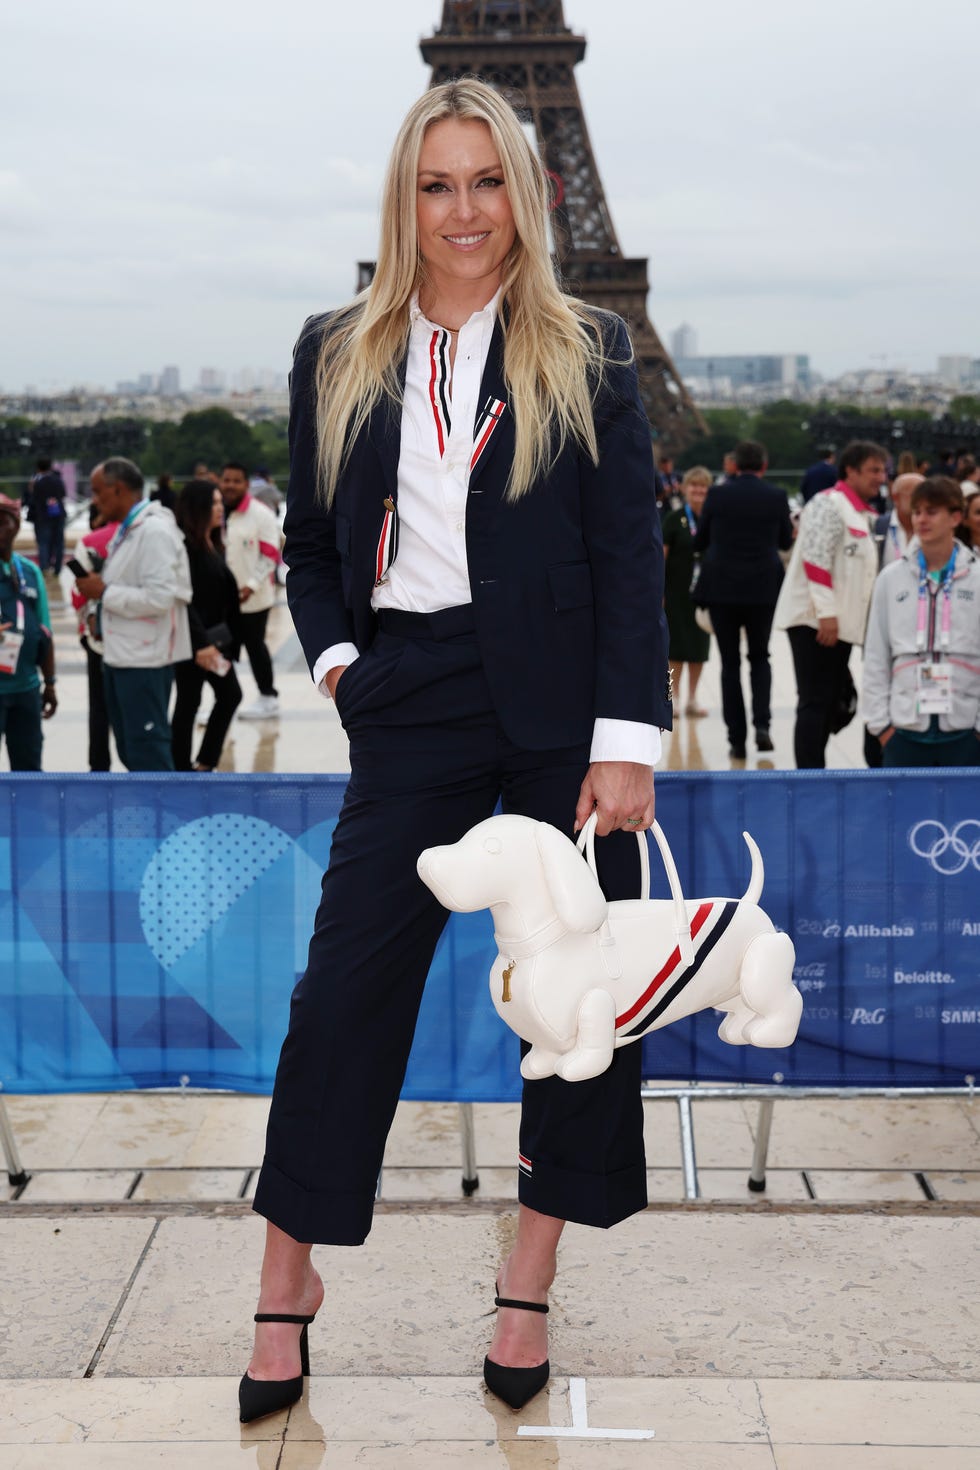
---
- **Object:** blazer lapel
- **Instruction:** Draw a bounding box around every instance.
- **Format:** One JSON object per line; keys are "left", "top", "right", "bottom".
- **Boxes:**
{"left": 366, "top": 349, "right": 408, "bottom": 500}
{"left": 468, "top": 318, "right": 511, "bottom": 494}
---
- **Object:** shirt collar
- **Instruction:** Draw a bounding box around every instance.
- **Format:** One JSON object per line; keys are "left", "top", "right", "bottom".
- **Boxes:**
{"left": 835, "top": 479, "right": 873, "bottom": 516}
{"left": 409, "top": 288, "right": 502, "bottom": 333}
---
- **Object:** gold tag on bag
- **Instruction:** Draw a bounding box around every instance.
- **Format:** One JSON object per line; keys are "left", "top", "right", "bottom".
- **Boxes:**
{"left": 501, "top": 961, "right": 515, "bottom": 1003}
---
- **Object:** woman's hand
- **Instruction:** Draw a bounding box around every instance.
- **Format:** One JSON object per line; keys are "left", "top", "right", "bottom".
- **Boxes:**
{"left": 195, "top": 645, "right": 222, "bottom": 673}
{"left": 575, "top": 761, "right": 656, "bottom": 836}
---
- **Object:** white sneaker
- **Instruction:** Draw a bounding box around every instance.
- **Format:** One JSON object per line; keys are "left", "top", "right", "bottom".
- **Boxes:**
{"left": 238, "top": 694, "right": 280, "bottom": 720}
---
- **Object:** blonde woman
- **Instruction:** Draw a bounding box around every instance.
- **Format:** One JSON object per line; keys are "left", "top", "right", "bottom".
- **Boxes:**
{"left": 662, "top": 466, "right": 711, "bottom": 715}
{"left": 240, "top": 79, "right": 669, "bottom": 1422}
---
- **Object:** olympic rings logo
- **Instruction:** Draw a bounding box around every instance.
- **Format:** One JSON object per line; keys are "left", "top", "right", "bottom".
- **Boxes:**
{"left": 909, "top": 820, "right": 980, "bottom": 875}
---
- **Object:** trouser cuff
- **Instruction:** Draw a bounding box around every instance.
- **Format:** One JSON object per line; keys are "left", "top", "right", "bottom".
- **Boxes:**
{"left": 517, "top": 1157, "right": 648, "bottom": 1229}
{"left": 252, "top": 1158, "right": 375, "bottom": 1246}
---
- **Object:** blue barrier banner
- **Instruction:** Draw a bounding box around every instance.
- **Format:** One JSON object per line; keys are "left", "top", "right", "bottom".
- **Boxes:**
{"left": 1, "top": 772, "right": 977, "bottom": 1099}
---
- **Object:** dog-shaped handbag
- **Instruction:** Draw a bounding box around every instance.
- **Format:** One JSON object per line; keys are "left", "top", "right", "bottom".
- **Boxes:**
{"left": 417, "top": 812, "right": 802, "bottom": 1082}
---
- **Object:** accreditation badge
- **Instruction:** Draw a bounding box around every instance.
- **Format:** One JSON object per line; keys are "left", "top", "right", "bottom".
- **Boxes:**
{"left": 916, "top": 661, "right": 953, "bottom": 715}
{"left": 0, "top": 628, "right": 24, "bottom": 676}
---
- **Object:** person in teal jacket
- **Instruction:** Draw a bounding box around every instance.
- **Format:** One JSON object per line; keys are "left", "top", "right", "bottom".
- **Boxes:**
{"left": 0, "top": 494, "right": 58, "bottom": 770}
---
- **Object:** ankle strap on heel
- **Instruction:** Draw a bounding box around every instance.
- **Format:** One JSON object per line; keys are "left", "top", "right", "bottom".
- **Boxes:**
{"left": 494, "top": 1296, "right": 549, "bottom": 1314}
{"left": 254, "top": 1313, "right": 316, "bottom": 1324}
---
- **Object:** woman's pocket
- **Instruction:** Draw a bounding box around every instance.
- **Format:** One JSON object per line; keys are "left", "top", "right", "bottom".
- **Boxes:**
{"left": 333, "top": 635, "right": 408, "bottom": 725}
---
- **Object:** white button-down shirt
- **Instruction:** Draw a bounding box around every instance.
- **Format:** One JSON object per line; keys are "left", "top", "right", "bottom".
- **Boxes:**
{"left": 313, "top": 294, "right": 660, "bottom": 766}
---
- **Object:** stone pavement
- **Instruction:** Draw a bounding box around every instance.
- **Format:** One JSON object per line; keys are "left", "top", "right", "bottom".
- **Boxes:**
{"left": 3, "top": 538, "right": 979, "bottom": 1465}
{"left": 1, "top": 1092, "right": 979, "bottom": 1466}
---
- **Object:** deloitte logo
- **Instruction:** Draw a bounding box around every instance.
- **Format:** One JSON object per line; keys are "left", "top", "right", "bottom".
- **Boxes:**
{"left": 909, "top": 820, "right": 980, "bottom": 876}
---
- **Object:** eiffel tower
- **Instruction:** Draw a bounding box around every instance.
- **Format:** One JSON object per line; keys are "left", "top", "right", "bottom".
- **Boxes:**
{"left": 419, "top": 0, "right": 706, "bottom": 451}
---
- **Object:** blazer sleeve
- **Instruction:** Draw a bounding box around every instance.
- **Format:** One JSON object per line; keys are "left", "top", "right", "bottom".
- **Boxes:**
{"left": 579, "top": 315, "right": 671, "bottom": 729}
{"left": 777, "top": 492, "right": 794, "bottom": 551}
{"left": 282, "top": 314, "right": 357, "bottom": 677}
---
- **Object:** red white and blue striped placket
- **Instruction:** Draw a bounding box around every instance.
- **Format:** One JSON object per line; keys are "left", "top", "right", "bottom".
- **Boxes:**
{"left": 471, "top": 396, "right": 506, "bottom": 472}
{"left": 374, "top": 495, "right": 399, "bottom": 587}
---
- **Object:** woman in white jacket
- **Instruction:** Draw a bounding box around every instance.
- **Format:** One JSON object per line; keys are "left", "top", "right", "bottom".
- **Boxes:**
{"left": 863, "top": 477, "right": 980, "bottom": 768}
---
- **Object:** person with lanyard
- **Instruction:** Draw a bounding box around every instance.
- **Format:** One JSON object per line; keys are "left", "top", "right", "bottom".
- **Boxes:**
{"left": 0, "top": 494, "right": 57, "bottom": 769}
{"left": 864, "top": 476, "right": 980, "bottom": 768}
{"left": 73, "top": 458, "right": 191, "bottom": 772}
{"left": 873, "top": 471, "right": 921, "bottom": 568}
{"left": 661, "top": 465, "right": 712, "bottom": 716}
{"left": 238, "top": 78, "right": 669, "bottom": 1425}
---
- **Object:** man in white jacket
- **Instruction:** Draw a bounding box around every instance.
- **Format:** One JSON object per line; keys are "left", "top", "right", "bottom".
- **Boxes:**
{"left": 75, "top": 458, "right": 191, "bottom": 771}
{"left": 864, "top": 477, "right": 980, "bottom": 767}
{"left": 221, "top": 462, "right": 281, "bottom": 719}
{"left": 774, "top": 440, "right": 886, "bottom": 767}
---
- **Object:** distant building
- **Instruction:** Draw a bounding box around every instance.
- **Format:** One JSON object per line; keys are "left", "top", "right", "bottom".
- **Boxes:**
{"left": 159, "top": 365, "right": 180, "bottom": 397}
{"left": 137, "top": 372, "right": 157, "bottom": 394}
{"left": 671, "top": 323, "right": 698, "bottom": 359}
{"left": 676, "top": 353, "right": 811, "bottom": 393}
{"left": 198, "top": 368, "right": 226, "bottom": 393}
{"left": 936, "top": 356, "right": 976, "bottom": 389}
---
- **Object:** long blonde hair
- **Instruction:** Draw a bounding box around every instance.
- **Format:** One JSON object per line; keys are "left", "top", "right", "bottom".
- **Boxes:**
{"left": 314, "top": 78, "right": 628, "bottom": 504}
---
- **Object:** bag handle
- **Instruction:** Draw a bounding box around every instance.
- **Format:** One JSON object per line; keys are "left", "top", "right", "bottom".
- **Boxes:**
{"left": 576, "top": 812, "right": 695, "bottom": 965}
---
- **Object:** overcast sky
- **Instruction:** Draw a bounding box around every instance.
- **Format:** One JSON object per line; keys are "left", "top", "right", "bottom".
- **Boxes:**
{"left": 4, "top": 0, "right": 977, "bottom": 391}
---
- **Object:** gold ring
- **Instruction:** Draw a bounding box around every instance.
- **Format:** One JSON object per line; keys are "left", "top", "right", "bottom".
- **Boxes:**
{"left": 626, "top": 817, "right": 642, "bottom": 826}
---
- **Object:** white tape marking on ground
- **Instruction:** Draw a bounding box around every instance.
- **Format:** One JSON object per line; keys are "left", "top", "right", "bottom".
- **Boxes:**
{"left": 517, "top": 1376, "right": 657, "bottom": 1440}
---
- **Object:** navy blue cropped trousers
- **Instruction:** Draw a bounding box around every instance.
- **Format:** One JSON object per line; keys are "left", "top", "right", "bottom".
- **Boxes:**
{"left": 253, "top": 607, "right": 648, "bottom": 1246}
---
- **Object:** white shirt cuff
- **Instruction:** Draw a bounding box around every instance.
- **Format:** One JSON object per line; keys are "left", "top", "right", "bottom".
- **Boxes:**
{"left": 590, "top": 718, "right": 663, "bottom": 767}
{"left": 313, "top": 642, "right": 360, "bottom": 698}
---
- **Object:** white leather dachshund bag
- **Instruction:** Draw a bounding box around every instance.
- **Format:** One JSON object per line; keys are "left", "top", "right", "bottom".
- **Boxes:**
{"left": 417, "top": 812, "right": 802, "bottom": 1082}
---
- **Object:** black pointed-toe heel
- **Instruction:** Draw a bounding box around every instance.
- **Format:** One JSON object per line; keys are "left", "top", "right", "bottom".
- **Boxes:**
{"left": 483, "top": 1293, "right": 550, "bottom": 1410}
{"left": 238, "top": 1312, "right": 316, "bottom": 1425}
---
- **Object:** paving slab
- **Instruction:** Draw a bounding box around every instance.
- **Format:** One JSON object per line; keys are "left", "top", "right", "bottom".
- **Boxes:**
{"left": 83, "top": 1211, "right": 980, "bottom": 1381}
{"left": 131, "top": 1169, "right": 249, "bottom": 1203}
{"left": 17, "top": 1171, "right": 137, "bottom": 1204}
{"left": 772, "top": 1450, "right": 980, "bottom": 1470}
{"left": 928, "top": 1173, "right": 980, "bottom": 1202}
{"left": 2, "top": 1095, "right": 110, "bottom": 1170}
{"left": 763, "top": 1098, "right": 980, "bottom": 1171}
{"left": 759, "top": 1379, "right": 980, "bottom": 1447}
{"left": 0, "top": 1219, "right": 155, "bottom": 1378}
{"left": 807, "top": 1170, "right": 926, "bottom": 1202}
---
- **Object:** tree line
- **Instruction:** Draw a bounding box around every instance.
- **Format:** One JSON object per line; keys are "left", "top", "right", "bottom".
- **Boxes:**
{"left": 2, "top": 396, "right": 979, "bottom": 491}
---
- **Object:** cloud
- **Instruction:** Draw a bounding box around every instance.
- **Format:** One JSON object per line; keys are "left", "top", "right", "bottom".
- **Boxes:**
{"left": 0, "top": 170, "right": 42, "bottom": 232}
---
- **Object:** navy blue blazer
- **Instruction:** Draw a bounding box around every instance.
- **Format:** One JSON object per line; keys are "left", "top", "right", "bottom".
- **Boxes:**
{"left": 692, "top": 474, "right": 793, "bottom": 607}
{"left": 283, "top": 310, "right": 670, "bottom": 751}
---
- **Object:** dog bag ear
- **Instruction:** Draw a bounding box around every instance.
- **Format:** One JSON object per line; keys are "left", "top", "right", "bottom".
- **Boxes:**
{"left": 534, "top": 822, "right": 608, "bottom": 934}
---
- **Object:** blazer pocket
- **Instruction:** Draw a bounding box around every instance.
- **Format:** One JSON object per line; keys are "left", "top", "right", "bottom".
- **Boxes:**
{"left": 548, "top": 561, "right": 594, "bottom": 612}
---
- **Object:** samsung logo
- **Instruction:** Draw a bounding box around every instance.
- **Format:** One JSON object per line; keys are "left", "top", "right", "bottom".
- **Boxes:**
{"left": 894, "top": 970, "right": 954, "bottom": 985}
{"left": 942, "top": 1010, "right": 980, "bottom": 1024}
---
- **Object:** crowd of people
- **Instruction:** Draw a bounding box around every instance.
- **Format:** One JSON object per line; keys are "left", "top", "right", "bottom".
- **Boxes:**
{"left": 0, "top": 456, "right": 284, "bottom": 772}
{"left": 662, "top": 439, "right": 980, "bottom": 769}
{"left": 3, "top": 436, "right": 980, "bottom": 774}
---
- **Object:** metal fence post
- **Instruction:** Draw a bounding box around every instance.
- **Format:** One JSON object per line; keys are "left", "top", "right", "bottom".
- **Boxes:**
{"left": 459, "top": 1102, "right": 479, "bottom": 1196}
{"left": 748, "top": 1097, "right": 775, "bottom": 1193}
{"left": 0, "top": 1094, "right": 28, "bottom": 1187}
